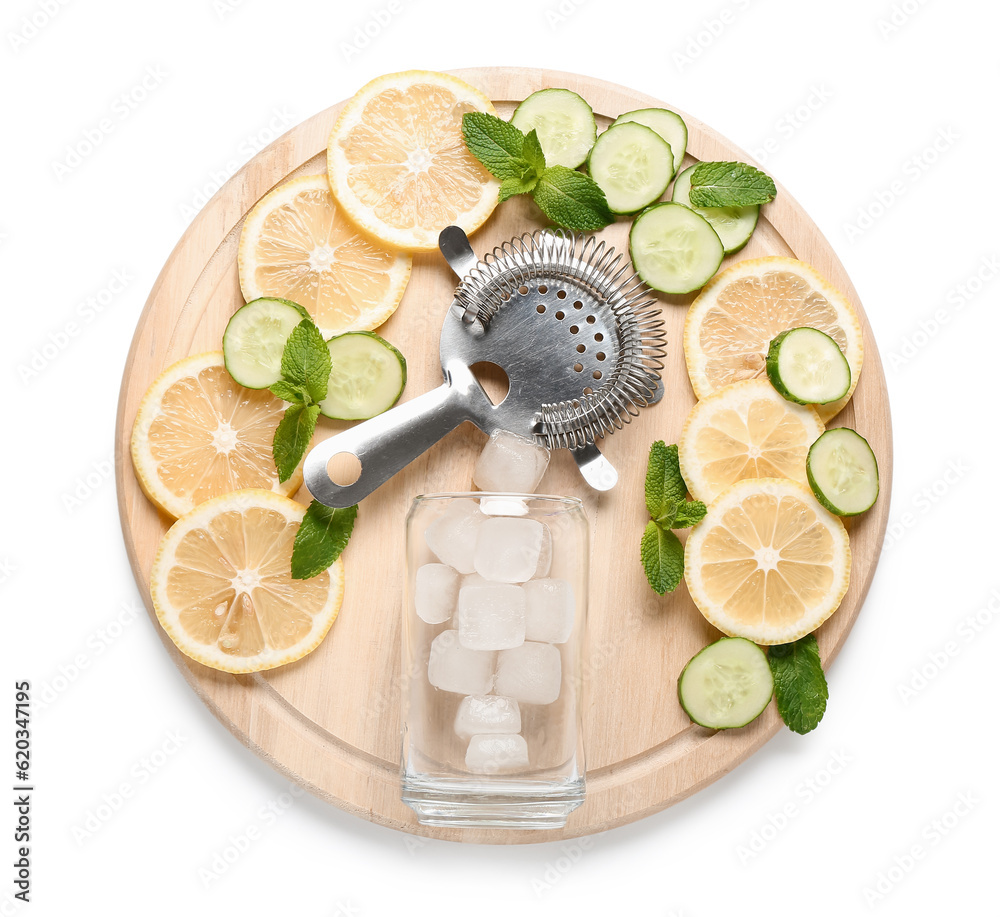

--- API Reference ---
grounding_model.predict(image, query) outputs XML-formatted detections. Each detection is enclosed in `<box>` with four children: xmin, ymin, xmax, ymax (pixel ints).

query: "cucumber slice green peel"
<box><xmin>629</xmin><ymin>202</ymin><xmax>724</xmax><ymax>295</ymax></box>
<box><xmin>766</xmin><ymin>327</ymin><xmax>851</xmax><ymax>405</ymax></box>
<box><xmin>612</xmin><ymin>107</ymin><xmax>688</xmax><ymax>177</ymax></box>
<box><xmin>588</xmin><ymin>122</ymin><xmax>674</xmax><ymax>214</ymax></box>
<box><xmin>510</xmin><ymin>88</ymin><xmax>597</xmax><ymax>169</ymax></box>
<box><xmin>678</xmin><ymin>637</ymin><xmax>773</xmax><ymax>729</ymax></box>
<box><xmin>223</xmin><ymin>297</ymin><xmax>311</xmax><ymax>389</ymax></box>
<box><xmin>807</xmin><ymin>427</ymin><xmax>879</xmax><ymax>516</ymax></box>
<box><xmin>671</xmin><ymin>165</ymin><xmax>759</xmax><ymax>254</ymax></box>
<box><xmin>318</xmin><ymin>331</ymin><xmax>407</xmax><ymax>421</ymax></box>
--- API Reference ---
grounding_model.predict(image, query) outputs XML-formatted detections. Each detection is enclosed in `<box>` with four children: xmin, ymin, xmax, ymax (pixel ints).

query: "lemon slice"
<box><xmin>684</xmin><ymin>257</ymin><xmax>864</xmax><ymax>421</ymax></box>
<box><xmin>685</xmin><ymin>477</ymin><xmax>851</xmax><ymax>645</ymax></box>
<box><xmin>238</xmin><ymin>174</ymin><xmax>411</xmax><ymax>337</ymax></box>
<box><xmin>678</xmin><ymin>379</ymin><xmax>824</xmax><ymax>504</ymax></box>
<box><xmin>150</xmin><ymin>490</ymin><xmax>344</xmax><ymax>673</ymax></box>
<box><xmin>327</xmin><ymin>70</ymin><xmax>501</xmax><ymax>252</ymax></box>
<box><xmin>131</xmin><ymin>352</ymin><xmax>301</xmax><ymax>519</ymax></box>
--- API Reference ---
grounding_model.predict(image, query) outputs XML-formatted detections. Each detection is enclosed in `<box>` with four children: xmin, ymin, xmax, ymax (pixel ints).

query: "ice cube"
<box><xmin>454</xmin><ymin>694</ymin><xmax>522</xmax><ymax>739</ymax></box>
<box><xmin>474</xmin><ymin>517</ymin><xmax>545</xmax><ymax>583</ymax></box>
<box><xmin>414</xmin><ymin>563</ymin><xmax>459</xmax><ymax>624</ymax></box>
<box><xmin>427</xmin><ymin>630</ymin><xmax>495</xmax><ymax>695</ymax></box>
<box><xmin>494</xmin><ymin>641</ymin><xmax>562</xmax><ymax>704</ymax></box>
<box><xmin>473</xmin><ymin>431</ymin><xmax>550</xmax><ymax>494</ymax></box>
<box><xmin>465</xmin><ymin>734</ymin><xmax>530</xmax><ymax>773</ymax></box>
<box><xmin>523</xmin><ymin>578</ymin><xmax>574</xmax><ymax>644</ymax></box>
<box><xmin>425</xmin><ymin>500</ymin><xmax>484</xmax><ymax>574</ymax></box>
<box><xmin>458</xmin><ymin>583</ymin><xmax>526</xmax><ymax>650</ymax></box>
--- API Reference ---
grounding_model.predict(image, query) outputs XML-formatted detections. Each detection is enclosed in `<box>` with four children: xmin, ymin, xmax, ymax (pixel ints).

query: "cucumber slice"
<box><xmin>223</xmin><ymin>297</ymin><xmax>310</xmax><ymax>389</ymax></box>
<box><xmin>510</xmin><ymin>88</ymin><xmax>597</xmax><ymax>169</ymax></box>
<box><xmin>766</xmin><ymin>327</ymin><xmax>851</xmax><ymax>405</ymax></box>
<box><xmin>613</xmin><ymin>108</ymin><xmax>687</xmax><ymax>177</ymax></box>
<box><xmin>587</xmin><ymin>122</ymin><xmax>673</xmax><ymax>215</ymax></box>
<box><xmin>678</xmin><ymin>637</ymin><xmax>773</xmax><ymax>729</ymax></box>
<box><xmin>629</xmin><ymin>202</ymin><xmax>724</xmax><ymax>294</ymax></box>
<box><xmin>807</xmin><ymin>428</ymin><xmax>879</xmax><ymax>516</ymax></box>
<box><xmin>319</xmin><ymin>331</ymin><xmax>406</xmax><ymax>420</ymax></box>
<box><xmin>671</xmin><ymin>165</ymin><xmax>759</xmax><ymax>254</ymax></box>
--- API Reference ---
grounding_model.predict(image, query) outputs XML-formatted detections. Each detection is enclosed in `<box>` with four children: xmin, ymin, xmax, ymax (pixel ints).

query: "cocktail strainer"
<box><xmin>304</xmin><ymin>226</ymin><xmax>666</xmax><ymax>507</ymax></box>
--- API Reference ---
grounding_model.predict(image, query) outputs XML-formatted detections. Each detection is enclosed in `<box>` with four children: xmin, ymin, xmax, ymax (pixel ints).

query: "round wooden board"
<box><xmin>115</xmin><ymin>68</ymin><xmax>892</xmax><ymax>844</ymax></box>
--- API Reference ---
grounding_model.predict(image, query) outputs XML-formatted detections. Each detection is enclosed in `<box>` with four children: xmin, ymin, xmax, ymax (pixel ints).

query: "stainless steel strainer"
<box><xmin>304</xmin><ymin>226</ymin><xmax>666</xmax><ymax>507</ymax></box>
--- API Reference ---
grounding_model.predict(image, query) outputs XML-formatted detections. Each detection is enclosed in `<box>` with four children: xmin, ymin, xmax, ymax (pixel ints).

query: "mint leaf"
<box><xmin>521</xmin><ymin>129</ymin><xmax>546</xmax><ymax>174</ymax></box>
<box><xmin>672</xmin><ymin>499</ymin><xmax>707</xmax><ymax>529</ymax></box>
<box><xmin>272</xmin><ymin>401</ymin><xmax>320</xmax><ymax>483</ymax></box>
<box><xmin>268</xmin><ymin>380</ymin><xmax>310</xmax><ymax>403</ymax></box>
<box><xmin>640</xmin><ymin>522</ymin><xmax>685</xmax><ymax>595</ymax></box>
<box><xmin>291</xmin><ymin>500</ymin><xmax>358</xmax><ymax>579</ymax></box>
<box><xmin>768</xmin><ymin>635</ymin><xmax>828</xmax><ymax>735</ymax></box>
<box><xmin>645</xmin><ymin>441</ymin><xmax>687</xmax><ymax>524</ymax></box>
<box><xmin>462</xmin><ymin>112</ymin><xmax>530</xmax><ymax>181</ymax></box>
<box><xmin>499</xmin><ymin>173</ymin><xmax>539</xmax><ymax>203</ymax></box>
<box><xmin>533</xmin><ymin>166</ymin><xmax>614</xmax><ymax>231</ymax></box>
<box><xmin>281</xmin><ymin>320</ymin><xmax>331</xmax><ymax>404</ymax></box>
<box><xmin>688</xmin><ymin>162</ymin><xmax>777</xmax><ymax>208</ymax></box>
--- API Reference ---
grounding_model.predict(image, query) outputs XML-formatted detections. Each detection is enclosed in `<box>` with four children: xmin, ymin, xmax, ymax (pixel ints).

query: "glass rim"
<box><xmin>411</xmin><ymin>491</ymin><xmax>584</xmax><ymax>510</ymax></box>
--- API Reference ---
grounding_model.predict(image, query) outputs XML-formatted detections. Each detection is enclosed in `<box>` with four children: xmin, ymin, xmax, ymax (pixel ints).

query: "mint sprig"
<box><xmin>768</xmin><ymin>635</ymin><xmax>829</xmax><ymax>734</ymax></box>
<box><xmin>291</xmin><ymin>502</ymin><xmax>358</xmax><ymax>580</ymax></box>
<box><xmin>462</xmin><ymin>112</ymin><xmax>612</xmax><ymax>232</ymax></box>
<box><xmin>688</xmin><ymin>161</ymin><xmax>777</xmax><ymax>208</ymax></box>
<box><xmin>267</xmin><ymin>319</ymin><xmax>330</xmax><ymax>482</ymax></box>
<box><xmin>640</xmin><ymin>441</ymin><xmax>706</xmax><ymax>595</ymax></box>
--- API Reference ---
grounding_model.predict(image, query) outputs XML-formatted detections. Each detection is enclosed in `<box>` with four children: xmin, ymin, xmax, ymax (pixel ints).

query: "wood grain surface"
<box><xmin>114</xmin><ymin>68</ymin><xmax>892</xmax><ymax>844</ymax></box>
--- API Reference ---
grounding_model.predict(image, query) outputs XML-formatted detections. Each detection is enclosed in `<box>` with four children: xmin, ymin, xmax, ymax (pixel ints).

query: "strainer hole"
<box><xmin>593</xmin><ymin>370</ymin><xmax>603</xmax><ymax>380</ymax></box>
<box><xmin>557</xmin><ymin>290</ymin><xmax>567</xmax><ymax>299</ymax></box>
<box><xmin>573</xmin><ymin>300</ymin><xmax>584</xmax><ymax>309</ymax></box>
<box><xmin>596</xmin><ymin>351</ymin><xmax>606</xmax><ymax>361</ymax></box>
<box><xmin>518</xmin><ymin>285</ymin><xmax>529</xmax><ymax>295</ymax></box>
<box><xmin>538</xmin><ymin>285</ymin><xmax>548</xmax><ymax>294</ymax></box>
<box><xmin>570</xmin><ymin>325</ymin><xmax>579</xmax><ymax>334</ymax></box>
<box><xmin>576</xmin><ymin>344</ymin><xmax>586</xmax><ymax>353</ymax></box>
<box><xmin>583</xmin><ymin>387</ymin><xmax>593</xmax><ymax>395</ymax></box>
<box><xmin>594</xmin><ymin>332</ymin><xmax>604</xmax><ymax>341</ymax></box>
<box><xmin>536</xmin><ymin>304</ymin><xmax>546</xmax><ymax>314</ymax></box>
<box><xmin>555</xmin><ymin>311</ymin><xmax>565</xmax><ymax>320</ymax></box>
<box><xmin>585</xmin><ymin>315</ymin><xmax>596</xmax><ymax>325</ymax></box>
<box><xmin>573</xmin><ymin>363</ymin><xmax>584</xmax><ymax>373</ymax></box>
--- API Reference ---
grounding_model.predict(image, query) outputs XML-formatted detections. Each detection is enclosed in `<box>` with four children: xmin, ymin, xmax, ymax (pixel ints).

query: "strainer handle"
<box><xmin>303</xmin><ymin>362</ymin><xmax>491</xmax><ymax>507</ymax></box>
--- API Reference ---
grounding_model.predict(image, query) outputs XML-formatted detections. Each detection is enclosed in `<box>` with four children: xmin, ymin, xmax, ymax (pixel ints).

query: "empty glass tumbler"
<box><xmin>401</xmin><ymin>493</ymin><xmax>588</xmax><ymax>828</ymax></box>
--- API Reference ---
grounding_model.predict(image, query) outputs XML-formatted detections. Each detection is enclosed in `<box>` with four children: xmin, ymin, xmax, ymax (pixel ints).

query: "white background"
<box><xmin>1</xmin><ymin>0</ymin><xmax>996</xmax><ymax>913</ymax></box>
